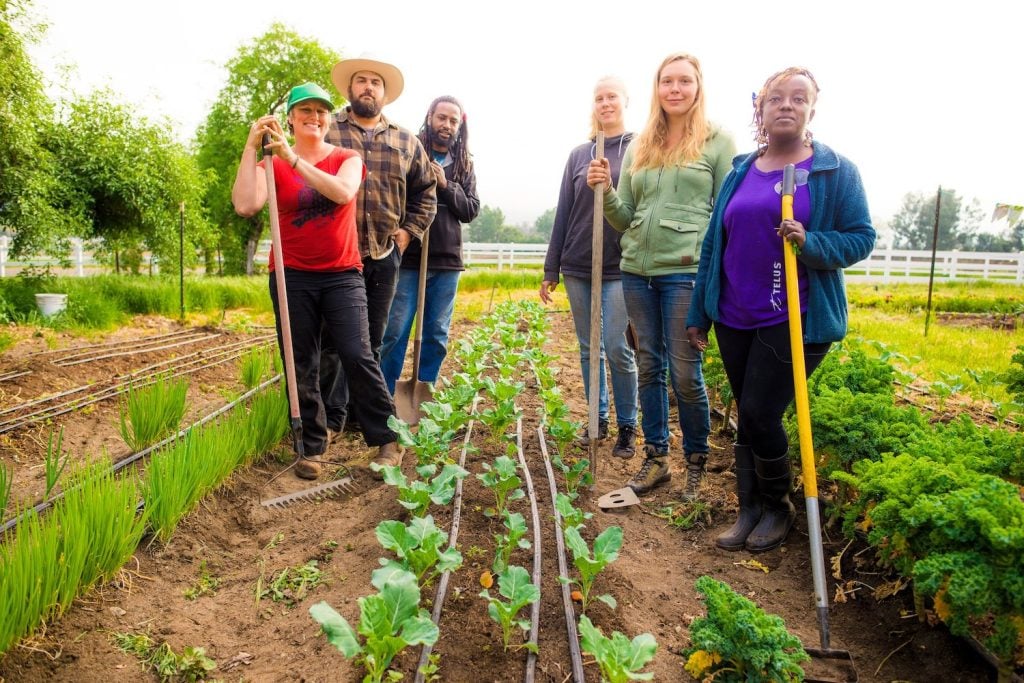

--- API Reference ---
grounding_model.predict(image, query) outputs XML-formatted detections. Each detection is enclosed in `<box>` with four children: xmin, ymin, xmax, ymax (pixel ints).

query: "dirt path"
<box><xmin>0</xmin><ymin>308</ymin><xmax>995</xmax><ymax>682</ymax></box>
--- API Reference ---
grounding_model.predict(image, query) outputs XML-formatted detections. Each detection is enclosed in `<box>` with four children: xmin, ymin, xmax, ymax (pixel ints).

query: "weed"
<box><xmin>113</xmin><ymin>631</ymin><xmax>217</xmax><ymax>681</ymax></box>
<box><xmin>257</xmin><ymin>560</ymin><xmax>324</xmax><ymax>606</ymax></box>
<box><xmin>183</xmin><ymin>560</ymin><xmax>220</xmax><ymax>600</ymax></box>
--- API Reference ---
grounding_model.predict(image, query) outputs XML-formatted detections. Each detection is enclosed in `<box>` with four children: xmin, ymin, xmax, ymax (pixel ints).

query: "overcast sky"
<box><xmin>27</xmin><ymin>0</ymin><xmax>1024</xmax><ymax>242</ymax></box>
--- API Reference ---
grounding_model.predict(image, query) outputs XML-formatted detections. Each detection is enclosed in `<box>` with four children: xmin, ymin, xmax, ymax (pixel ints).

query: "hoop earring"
<box><xmin>804</xmin><ymin>129</ymin><xmax>813</xmax><ymax>147</ymax></box>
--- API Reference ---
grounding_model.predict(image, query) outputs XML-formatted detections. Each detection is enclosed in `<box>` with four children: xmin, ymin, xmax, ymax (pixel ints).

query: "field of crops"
<box><xmin>0</xmin><ymin>277</ymin><xmax>1021</xmax><ymax>682</ymax></box>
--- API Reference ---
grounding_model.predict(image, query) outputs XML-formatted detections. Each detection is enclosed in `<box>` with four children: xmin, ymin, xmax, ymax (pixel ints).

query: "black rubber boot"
<box><xmin>715</xmin><ymin>444</ymin><xmax>762</xmax><ymax>551</ymax></box>
<box><xmin>745</xmin><ymin>450</ymin><xmax>795</xmax><ymax>553</ymax></box>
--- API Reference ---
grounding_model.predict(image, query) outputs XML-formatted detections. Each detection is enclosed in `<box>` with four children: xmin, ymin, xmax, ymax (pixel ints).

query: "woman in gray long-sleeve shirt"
<box><xmin>540</xmin><ymin>76</ymin><xmax>639</xmax><ymax>459</ymax></box>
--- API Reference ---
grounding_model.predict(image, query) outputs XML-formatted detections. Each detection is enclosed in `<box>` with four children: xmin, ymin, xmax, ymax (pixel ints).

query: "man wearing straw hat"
<box><xmin>320</xmin><ymin>53</ymin><xmax>437</xmax><ymax>471</ymax></box>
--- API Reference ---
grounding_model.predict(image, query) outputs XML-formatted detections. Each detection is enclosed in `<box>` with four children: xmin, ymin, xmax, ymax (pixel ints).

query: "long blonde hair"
<box><xmin>631</xmin><ymin>53</ymin><xmax>710</xmax><ymax>171</ymax></box>
<box><xmin>588</xmin><ymin>76</ymin><xmax>628</xmax><ymax>140</ymax></box>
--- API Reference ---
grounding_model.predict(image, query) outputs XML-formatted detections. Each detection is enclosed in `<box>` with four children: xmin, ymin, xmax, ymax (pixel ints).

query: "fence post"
<box><xmin>73</xmin><ymin>238</ymin><xmax>84</xmax><ymax>276</ymax></box>
<box><xmin>1017</xmin><ymin>251</ymin><xmax>1024</xmax><ymax>283</ymax></box>
<box><xmin>0</xmin><ymin>235</ymin><xmax>7</xmax><ymax>277</ymax></box>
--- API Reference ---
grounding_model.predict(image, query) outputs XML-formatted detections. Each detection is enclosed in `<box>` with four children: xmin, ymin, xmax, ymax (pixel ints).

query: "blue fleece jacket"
<box><xmin>687</xmin><ymin>141</ymin><xmax>875</xmax><ymax>343</ymax></box>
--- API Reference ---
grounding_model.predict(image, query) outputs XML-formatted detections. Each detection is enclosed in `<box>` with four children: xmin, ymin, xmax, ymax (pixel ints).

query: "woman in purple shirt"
<box><xmin>686</xmin><ymin>67</ymin><xmax>875</xmax><ymax>553</ymax></box>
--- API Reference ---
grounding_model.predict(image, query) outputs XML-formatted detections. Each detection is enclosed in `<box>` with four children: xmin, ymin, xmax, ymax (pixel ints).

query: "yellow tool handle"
<box><xmin>781</xmin><ymin>165</ymin><xmax>817</xmax><ymax>498</ymax></box>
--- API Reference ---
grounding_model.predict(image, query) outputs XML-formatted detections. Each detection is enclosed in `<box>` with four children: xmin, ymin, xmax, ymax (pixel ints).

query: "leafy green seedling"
<box><xmin>376</xmin><ymin>515</ymin><xmax>463</xmax><ymax>587</ymax></box>
<box><xmin>476</xmin><ymin>454</ymin><xmax>524</xmax><ymax>519</ymax></box>
<box><xmin>373</xmin><ymin>462</ymin><xmax>468</xmax><ymax>518</ymax></box>
<box><xmin>310</xmin><ymin>568</ymin><xmax>438</xmax><ymax>683</ymax></box>
<box><xmin>551</xmin><ymin>452</ymin><xmax>593</xmax><ymax>499</ymax></box>
<box><xmin>479</xmin><ymin>565</ymin><xmax>540</xmax><ymax>652</ymax></box>
<box><xmin>683</xmin><ymin>576</ymin><xmax>808</xmax><ymax>682</ymax></box>
<box><xmin>578</xmin><ymin>614</ymin><xmax>657</xmax><ymax>683</ymax></box>
<box><xmin>546</xmin><ymin>416</ymin><xmax>581</xmax><ymax>462</ymax></box>
<box><xmin>560</xmin><ymin>525</ymin><xmax>622</xmax><ymax>614</ymax></box>
<box><xmin>492</xmin><ymin>510</ymin><xmax>530</xmax><ymax>575</ymax></box>
<box><xmin>555</xmin><ymin>493</ymin><xmax>592</xmax><ymax>532</ymax></box>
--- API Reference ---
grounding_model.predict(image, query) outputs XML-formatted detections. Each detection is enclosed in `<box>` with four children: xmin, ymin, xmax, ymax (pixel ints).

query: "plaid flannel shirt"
<box><xmin>325</xmin><ymin>108</ymin><xmax>437</xmax><ymax>260</ymax></box>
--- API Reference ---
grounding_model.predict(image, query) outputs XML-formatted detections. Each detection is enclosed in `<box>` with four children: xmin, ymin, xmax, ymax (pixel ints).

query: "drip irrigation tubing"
<box><xmin>26</xmin><ymin>328</ymin><xmax>203</xmax><ymax>357</ymax></box>
<box><xmin>536</xmin><ymin>424</ymin><xmax>586</xmax><ymax>683</ymax></box>
<box><xmin>0</xmin><ymin>374</ymin><xmax>282</xmax><ymax>535</ymax></box>
<box><xmin>0</xmin><ymin>337</ymin><xmax>274</xmax><ymax>434</ymax></box>
<box><xmin>53</xmin><ymin>332</ymin><xmax>219</xmax><ymax>366</ymax></box>
<box><xmin>512</xmin><ymin>416</ymin><xmax>542</xmax><ymax>683</ymax></box>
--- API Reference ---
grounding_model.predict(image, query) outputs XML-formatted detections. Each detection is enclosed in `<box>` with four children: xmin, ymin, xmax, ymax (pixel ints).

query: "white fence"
<box><xmin>3</xmin><ymin>235</ymin><xmax>1024</xmax><ymax>283</ymax></box>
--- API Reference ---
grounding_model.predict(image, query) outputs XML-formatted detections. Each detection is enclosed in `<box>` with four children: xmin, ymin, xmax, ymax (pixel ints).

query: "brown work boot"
<box><xmin>371</xmin><ymin>441</ymin><xmax>403</xmax><ymax>478</ymax></box>
<box><xmin>680</xmin><ymin>452</ymin><xmax>708</xmax><ymax>502</ymax></box>
<box><xmin>295</xmin><ymin>454</ymin><xmax>322</xmax><ymax>480</ymax></box>
<box><xmin>627</xmin><ymin>445</ymin><xmax>670</xmax><ymax>495</ymax></box>
<box><xmin>611</xmin><ymin>424</ymin><xmax>637</xmax><ymax>459</ymax></box>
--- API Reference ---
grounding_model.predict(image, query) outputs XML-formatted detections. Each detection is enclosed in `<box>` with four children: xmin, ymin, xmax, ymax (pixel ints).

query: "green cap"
<box><xmin>286</xmin><ymin>82</ymin><xmax>334</xmax><ymax>113</ymax></box>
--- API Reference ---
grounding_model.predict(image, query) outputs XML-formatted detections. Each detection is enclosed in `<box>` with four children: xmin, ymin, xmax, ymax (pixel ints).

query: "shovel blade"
<box><xmin>394</xmin><ymin>379</ymin><xmax>433</xmax><ymax>426</ymax></box>
<box><xmin>803</xmin><ymin>647</ymin><xmax>858</xmax><ymax>683</ymax></box>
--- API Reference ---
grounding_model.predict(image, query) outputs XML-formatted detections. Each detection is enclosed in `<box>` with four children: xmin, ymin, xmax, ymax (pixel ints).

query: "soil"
<box><xmin>0</xmin><ymin>306</ymin><xmax>1003</xmax><ymax>683</ymax></box>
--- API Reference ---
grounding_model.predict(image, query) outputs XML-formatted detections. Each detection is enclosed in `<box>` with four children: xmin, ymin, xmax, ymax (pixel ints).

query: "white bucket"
<box><xmin>35</xmin><ymin>293</ymin><xmax>68</xmax><ymax>317</ymax></box>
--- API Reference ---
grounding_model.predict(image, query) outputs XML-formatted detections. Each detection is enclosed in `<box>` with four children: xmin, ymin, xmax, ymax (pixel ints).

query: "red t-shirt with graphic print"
<box><xmin>263</xmin><ymin>147</ymin><xmax>364</xmax><ymax>272</ymax></box>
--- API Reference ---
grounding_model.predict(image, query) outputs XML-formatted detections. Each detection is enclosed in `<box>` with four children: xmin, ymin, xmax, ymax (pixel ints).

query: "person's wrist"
<box><xmin>290</xmin><ymin>155</ymin><xmax>300</xmax><ymax>169</ymax></box>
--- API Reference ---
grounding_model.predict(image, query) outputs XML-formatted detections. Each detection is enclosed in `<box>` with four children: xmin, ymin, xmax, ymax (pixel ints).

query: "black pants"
<box><xmin>269</xmin><ymin>269</ymin><xmax>397</xmax><ymax>455</ymax></box>
<box><xmin>713</xmin><ymin>321</ymin><xmax>830</xmax><ymax>459</ymax></box>
<box><xmin>319</xmin><ymin>248</ymin><xmax>401</xmax><ymax>430</ymax></box>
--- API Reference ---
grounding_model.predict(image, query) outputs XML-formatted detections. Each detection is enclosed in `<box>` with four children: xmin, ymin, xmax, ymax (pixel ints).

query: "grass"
<box><xmin>239</xmin><ymin>344</ymin><xmax>275</xmax><ymax>390</ymax></box>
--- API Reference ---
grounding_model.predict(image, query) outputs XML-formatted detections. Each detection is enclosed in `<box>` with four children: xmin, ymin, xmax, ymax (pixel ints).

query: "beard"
<box><xmin>349</xmin><ymin>90</ymin><xmax>382</xmax><ymax>118</ymax></box>
<box><xmin>431</xmin><ymin>129</ymin><xmax>452</xmax><ymax>150</ymax></box>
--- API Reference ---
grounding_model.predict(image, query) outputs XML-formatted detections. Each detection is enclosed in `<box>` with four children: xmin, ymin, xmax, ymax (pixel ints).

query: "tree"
<box><xmin>43</xmin><ymin>90</ymin><xmax>213</xmax><ymax>274</ymax></box>
<box><xmin>0</xmin><ymin>0</ymin><xmax>68</xmax><ymax>255</ymax></box>
<box><xmin>194</xmin><ymin>23</ymin><xmax>341</xmax><ymax>274</ymax></box>
<box><xmin>889</xmin><ymin>189</ymin><xmax>982</xmax><ymax>250</ymax></box>
<box><xmin>466</xmin><ymin>205</ymin><xmax>529</xmax><ymax>242</ymax></box>
<box><xmin>534</xmin><ymin>207</ymin><xmax>556</xmax><ymax>241</ymax></box>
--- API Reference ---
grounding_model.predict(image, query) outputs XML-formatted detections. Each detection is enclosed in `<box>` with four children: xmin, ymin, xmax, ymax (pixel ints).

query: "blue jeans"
<box><xmin>621</xmin><ymin>272</ymin><xmax>710</xmax><ymax>457</ymax></box>
<box><xmin>380</xmin><ymin>268</ymin><xmax>461</xmax><ymax>394</ymax></box>
<box><xmin>562</xmin><ymin>275</ymin><xmax>637</xmax><ymax>426</ymax></box>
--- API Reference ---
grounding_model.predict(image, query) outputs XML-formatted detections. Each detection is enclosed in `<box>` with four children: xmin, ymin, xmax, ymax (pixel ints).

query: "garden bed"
<box><xmin>0</xmin><ymin>307</ymin><xmax>1001</xmax><ymax>682</ymax></box>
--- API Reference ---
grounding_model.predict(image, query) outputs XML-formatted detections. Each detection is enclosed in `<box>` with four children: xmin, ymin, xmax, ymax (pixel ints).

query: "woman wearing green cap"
<box><xmin>232</xmin><ymin>82</ymin><xmax>401</xmax><ymax>480</ymax></box>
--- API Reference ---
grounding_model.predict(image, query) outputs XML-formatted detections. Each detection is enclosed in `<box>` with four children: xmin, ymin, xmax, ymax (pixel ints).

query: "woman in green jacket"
<box><xmin>587</xmin><ymin>52</ymin><xmax>735</xmax><ymax>500</ymax></box>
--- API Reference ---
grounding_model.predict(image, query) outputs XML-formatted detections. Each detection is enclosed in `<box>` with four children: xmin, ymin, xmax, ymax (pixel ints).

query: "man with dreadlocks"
<box><xmin>380</xmin><ymin>96</ymin><xmax>480</xmax><ymax>394</ymax></box>
<box><xmin>319</xmin><ymin>54</ymin><xmax>437</xmax><ymax>473</ymax></box>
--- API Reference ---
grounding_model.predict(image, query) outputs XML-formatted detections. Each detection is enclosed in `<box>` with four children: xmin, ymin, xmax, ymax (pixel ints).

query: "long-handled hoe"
<box><xmin>256</xmin><ymin>115</ymin><xmax>356</xmax><ymax>509</ymax></box>
<box><xmin>780</xmin><ymin>163</ymin><xmax>857</xmax><ymax>682</ymax></box>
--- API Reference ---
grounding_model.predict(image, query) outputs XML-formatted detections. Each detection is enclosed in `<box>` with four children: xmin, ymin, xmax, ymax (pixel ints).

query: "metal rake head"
<box><xmin>260</xmin><ymin>475</ymin><xmax>358</xmax><ymax>509</ymax></box>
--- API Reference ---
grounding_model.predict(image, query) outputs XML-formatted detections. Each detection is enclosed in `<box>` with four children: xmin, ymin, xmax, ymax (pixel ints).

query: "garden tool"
<box><xmin>394</xmin><ymin>227</ymin><xmax>432</xmax><ymax>425</ymax></box>
<box><xmin>587</xmin><ymin>131</ymin><xmax>605</xmax><ymax>487</ymax></box>
<box><xmin>257</xmin><ymin>115</ymin><xmax>357</xmax><ymax>508</ymax></box>
<box><xmin>780</xmin><ymin>163</ymin><xmax>857</xmax><ymax>682</ymax></box>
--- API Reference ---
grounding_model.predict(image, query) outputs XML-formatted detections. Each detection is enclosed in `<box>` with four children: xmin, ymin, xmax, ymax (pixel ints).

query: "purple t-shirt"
<box><xmin>717</xmin><ymin>156</ymin><xmax>813</xmax><ymax>329</ymax></box>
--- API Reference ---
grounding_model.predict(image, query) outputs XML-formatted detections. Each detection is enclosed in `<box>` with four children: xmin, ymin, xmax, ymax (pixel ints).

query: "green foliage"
<box><xmin>478</xmin><ymin>377</ymin><xmax>523</xmax><ymax>443</ymax></box>
<box><xmin>889</xmin><ymin>188</ymin><xmax>983</xmax><ymax>251</ymax></box>
<box><xmin>560</xmin><ymin>525</ymin><xmax>622</xmax><ymax>614</ymax></box>
<box><xmin>466</xmin><ymin>205</ymin><xmax>533</xmax><ymax>243</ymax></box>
<box><xmin>476</xmin><ymin>454</ymin><xmax>525</xmax><ymax>519</ymax></box>
<box><xmin>113</xmin><ymin>631</ymin><xmax>217</xmax><ymax>682</ymax></box>
<box><xmin>239</xmin><ymin>344</ymin><xmax>275</xmax><ymax>390</ymax></box>
<box><xmin>0</xmin><ymin>462</ymin><xmax>10</xmax><ymax>515</ymax></box>
<box><xmin>194</xmin><ymin>23</ymin><xmax>340</xmax><ymax>274</ymax></box>
<box><xmin>578</xmin><ymin>614</ymin><xmax>657</xmax><ymax>683</ymax></box>
<box><xmin>119</xmin><ymin>375</ymin><xmax>190</xmax><ymax>451</ymax></box>
<box><xmin>1003</xmin><ymin>345</ymin><xmax>1024</xmax><ymax>404</ymax></box>
<box><xmin>257</xmin><ymin>560</ymin><xmax>324</xmax><ymax>605</ymax></box>
<box><xmin>43</xmin><ymin>427</ymin><xmax>70</xmax><ymax>497</ymax></box>
<box><xmin>376</xmin><ymin>515</ymin><xmax>462</xmax><ymax>587</ymax></box>
<box><xmin>388</xmin><ymin>413</ymin><xmax>457</xmax><ymax>467</ymax></box>
<box><xmin>479</xmin><ymin>565</ymin><xmax>540</xmax><ymax>652</ymax></box>
<box><xmin>310</xmin><ymin>568</ymin><xmax>438</xmax><ymax>683</ymax></box>
<box><xmin>492</xmin><ymin>510</ymin><xmax>530</xmax><ymax>575</ymax></box>
<box><xmin>183</xmin><ymin>560</ymin><xmax>221</xmax><ymax>600</ymax></box>
<box><xmin>374</xmin><ymin>462</ymin><xmax>468</xmax><ymax>518</ymax></box>
<box><xmin>684</xmin><ymin>576</ymin><xmax>809</xmax><ymax>682</ymax></box>
<box><xmin>551</xmin><ymin>451</ymin><xmax>592</xmax><ymax>499</ymax></box>
<box><xmin>555</xmin><ymin>492</ymin><xmax>592</xmax><ymax>532</ymax></box>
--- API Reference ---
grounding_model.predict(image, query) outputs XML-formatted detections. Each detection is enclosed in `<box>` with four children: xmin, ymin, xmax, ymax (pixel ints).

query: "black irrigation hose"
<box><xmin>415</xmin><ymin>397</ymin><xmax>480</xmax><ymax>683</ymax></box>
<box><xmin>0</xmin><ymin>335</ymin><xmax>273</xmax><ymax>419</ymax></box>
<box><xmin>54</xmin><ymin>332</ymin><xmax>219</xmax><ymax>366</ymax></box>
<box><xmin>26</xmin><ymin>329</ymin><xmax>202</xmax><ymax>357</ymax></box>
<box><xmin>536</xmin><ymin>424</ymin><xmax>586</xmax><ymax>683</ymax></box>
<box><xmin>512</xmin><ymin>416</ymin><xmax>542</xmax><ymax>683</ymax></box>
<box><xmin>0</xmin><ymin>338</ymin><xmax>274</xmax><ymax>433</ymax></box>
<box><xmin>0</xmin><ymin>374</ymin><xmax>282</xmax><ymax>535</ymax></box>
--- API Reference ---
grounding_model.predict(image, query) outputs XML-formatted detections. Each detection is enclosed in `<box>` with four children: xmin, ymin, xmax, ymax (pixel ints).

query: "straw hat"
<box><xmin>331</xmin><ymin>53</ymin><xmax>404</xmax><ymax>105</ymax></box>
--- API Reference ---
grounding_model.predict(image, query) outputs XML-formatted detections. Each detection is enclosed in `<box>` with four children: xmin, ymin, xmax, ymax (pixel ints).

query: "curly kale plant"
<box><xmin>684</xmin><ymin>576</ymin><xmax>808</xmax><ymax>683</ymax></box>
